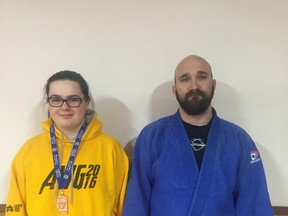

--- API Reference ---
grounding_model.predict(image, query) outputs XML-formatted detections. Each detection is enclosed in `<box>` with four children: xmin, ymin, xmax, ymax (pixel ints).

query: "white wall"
<box><xmin>1</xmin><ymin>0</ymin><xmax>287</xmax><ymax>206</ymax></box>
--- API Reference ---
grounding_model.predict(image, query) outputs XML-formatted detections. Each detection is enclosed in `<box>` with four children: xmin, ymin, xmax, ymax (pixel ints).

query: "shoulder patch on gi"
<box><xmin>250</xmin><ymin>150</ymin><xmax>261</xmax><ymax>164</ymax></box>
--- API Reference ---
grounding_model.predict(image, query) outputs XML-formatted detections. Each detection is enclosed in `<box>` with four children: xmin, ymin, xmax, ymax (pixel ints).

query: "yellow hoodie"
<box><xmin>6</xmin><ymin>111</ymin><xmax>129</xmax><ymax>216</ymax></box>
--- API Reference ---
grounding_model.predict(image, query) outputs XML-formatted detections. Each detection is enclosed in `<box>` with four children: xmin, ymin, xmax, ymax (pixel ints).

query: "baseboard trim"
<box><xmin>0</xmin><ymin>204</ymin><xmax>5</xmax><ymax>213</ymax></box>
<box><xmin>0</xmin><ymin>204</ymin><xmax>287</xmax><ymax>214</ymax></box>
<box><xmin>274</xmin><ymin>206</ymin><xmax>288</xmax><ymax>215</ymax></box>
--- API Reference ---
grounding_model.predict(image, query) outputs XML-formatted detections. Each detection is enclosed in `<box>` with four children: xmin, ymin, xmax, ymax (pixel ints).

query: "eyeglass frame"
<box><xmin>47</xmin><ymin>96</ymin><xmax>84</xmax><ymax>108</ymax></box>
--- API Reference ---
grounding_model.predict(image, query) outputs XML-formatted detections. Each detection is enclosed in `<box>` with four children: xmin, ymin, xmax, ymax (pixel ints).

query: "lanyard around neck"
<box><xmin>50</xmin><ymin>123</ymin><xmax>87</xmax><ymax>189</ymax></box>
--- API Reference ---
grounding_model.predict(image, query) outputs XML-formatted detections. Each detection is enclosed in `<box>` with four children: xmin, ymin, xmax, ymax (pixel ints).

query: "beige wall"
<box><xmin>1</xmin><ymin>0</ymin><xmax>287</xmax><ymax>206</ymax></box>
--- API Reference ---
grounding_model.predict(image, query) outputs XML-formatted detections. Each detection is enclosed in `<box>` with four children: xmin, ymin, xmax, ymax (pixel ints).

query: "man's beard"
<box><xmin>176</xmin><ymin>87</ymin><xmax>214</xmax><ymax>115</ymax></box>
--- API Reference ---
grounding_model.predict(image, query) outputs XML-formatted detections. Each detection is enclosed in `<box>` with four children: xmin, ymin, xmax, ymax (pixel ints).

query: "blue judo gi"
<box><xmin>123</xmin><ymin>109</ymin><xmax>273</xmax><ymax>216</ymax></box>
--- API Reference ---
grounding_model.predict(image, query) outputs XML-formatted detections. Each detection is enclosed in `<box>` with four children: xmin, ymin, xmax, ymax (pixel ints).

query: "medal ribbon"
<box><xmin>50</xmin><ymin>123</ymin><xmax>87</xmax><ymax>189</ymax></box>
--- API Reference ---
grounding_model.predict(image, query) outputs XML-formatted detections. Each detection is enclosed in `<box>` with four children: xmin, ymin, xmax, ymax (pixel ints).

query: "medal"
<box><xmin>57</xmin><ymin>191</ymin><xmax>68</xmax><ymax>214</ymax></box>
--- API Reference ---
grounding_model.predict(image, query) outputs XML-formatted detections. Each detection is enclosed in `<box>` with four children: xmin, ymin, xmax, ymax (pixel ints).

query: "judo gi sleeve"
<box><xmin>234</xmin><ymin>130</ymin><xmax>273</xmax><ymax>216</ymax></box>
<box><xmin>123</xmin><ymin>127</ymin><xmax>155</xmax><ymax>216</ymax></box>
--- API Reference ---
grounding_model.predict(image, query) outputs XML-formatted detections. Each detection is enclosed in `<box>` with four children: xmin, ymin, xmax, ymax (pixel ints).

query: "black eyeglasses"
<box><xmin>48</xmin><ymin>97</ymin><xmax>83</xmax><ymax>107</ymax></box>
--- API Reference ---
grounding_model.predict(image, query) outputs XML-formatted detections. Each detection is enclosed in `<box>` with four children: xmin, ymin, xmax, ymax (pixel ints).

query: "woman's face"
<box><xmin>48</xmin><ymin>80</ymin><xmax>89</xmax><ymax>134</ymax></box>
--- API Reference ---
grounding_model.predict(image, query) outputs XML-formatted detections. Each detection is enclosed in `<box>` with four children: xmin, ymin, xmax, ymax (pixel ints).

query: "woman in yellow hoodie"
<box><xmin>6</xmin><ymin>70</ymin><xmax>129</xmax><ymax>216</ymax></box>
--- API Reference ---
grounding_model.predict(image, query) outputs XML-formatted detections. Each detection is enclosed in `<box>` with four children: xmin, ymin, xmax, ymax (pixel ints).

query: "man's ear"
<box><xmin>213</xmin><ymin>79</ymin><xmax>216</xmax><ymax>91</ymax></box>
<box><xmin>172</xmin><ymin>85</ymin><xmax>176</xmax><ymax>96</ymax></box>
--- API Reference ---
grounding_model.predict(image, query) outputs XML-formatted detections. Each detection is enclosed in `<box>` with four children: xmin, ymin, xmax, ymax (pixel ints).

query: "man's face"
<box><xmin>172</xmin><ymin>56</ymin><xmax>216</xmax><ymax>115</ymax></box>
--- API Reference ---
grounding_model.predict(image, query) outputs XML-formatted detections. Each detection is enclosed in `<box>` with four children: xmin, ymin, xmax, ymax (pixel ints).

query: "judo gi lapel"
<box><xmin>187</xmin><ymin>111</ymin><xmax>221</xmax><ymax>216</ymax></box>
<box><xmin>171</xmin><ymin>112</ymin><xmax>200</xmax><ymax>194</ymax></box>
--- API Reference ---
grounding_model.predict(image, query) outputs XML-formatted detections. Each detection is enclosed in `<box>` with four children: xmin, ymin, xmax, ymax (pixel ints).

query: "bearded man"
<box><xmin>123</xmin><ymin>55</ymin><xmax>273</xmax><ymax>216</ymax></box>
